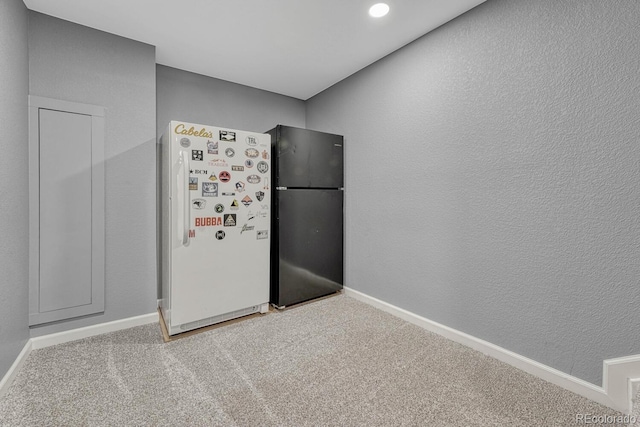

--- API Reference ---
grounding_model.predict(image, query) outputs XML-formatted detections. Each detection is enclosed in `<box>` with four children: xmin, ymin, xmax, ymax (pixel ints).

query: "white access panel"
<box><xmin>28</xmin><ymin>96</ymin><xmax>105</xmax><ymax>326</ymax></box>
<box><xmin>160</xmin><ymin>121</ymin><xmax>270</xmax><ymax>335</ymax></box>
<box><xmin>39</xmin><ymin>109</ymin><xmax>93</xmax><ymax>312</ymax></box>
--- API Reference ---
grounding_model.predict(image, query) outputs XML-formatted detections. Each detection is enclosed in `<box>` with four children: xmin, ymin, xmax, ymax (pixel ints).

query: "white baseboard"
<box><xmin>628</xmin><ymin>378</ymin><xmax>640</xmax><ymax>415</ymax></box>
<box><xmin>344</xmin><ymin>286</ymin><xmax>638</xmax><ymax>414</ymax></box>
<box><xmin>604</xmin><ymin>354</ymin><xmax>640</xmax><ymax>413</ymax></box>
<box><xmin>0</xmin><ymin>340</ymin><xmax>32</xmax><ymax>399</ymax></box>
<box><xmin>0</xmin><ymin>312</ymin><xmax>158</xmax><ymax>397</ymax></box>
<box><xmin>30</xmin><ymin>312</ymin><xmax>158</xmax><ymax>350</ymax></box>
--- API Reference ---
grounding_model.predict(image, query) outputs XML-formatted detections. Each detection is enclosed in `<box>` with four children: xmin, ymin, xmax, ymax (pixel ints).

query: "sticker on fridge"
<box><xmin>180</xmin><ymin>138</ymin><xmax>191</xmax><ymax>148</ymax></box>
<box><xmin>202</xmin><ymin>182</ymin><xmax>218</xmax><ymax>197</ymax></box>
<box><xmin>256</xmin><ymin>161</ymin><xmax>269</xmax><ymax>174</ymax></box>
<box><xmin>225</xmin><ymin>148</ymin><xmax>235</xmax><ymax>158</ymax></box>
<box><xmin>241</xmin><ymin>224</ymin><xmax>255</xmax><ymax>234</ymax></box>
<box><xmin>235</xmin><ymin>181</ymin><xmax>246</xmax><ymax>192</ymax></box>
<box><xmin>245</xmin><ymin>148</ymin><xmax>259</xmax><ymax>158</ymax></box>
<box><xmin>207</xmin><ymin>140</ymin><xmax>218</xmax><ymax>154</ymax></box>
<box><xmin>247</xmin><ymin>174</ymin><xmax>261</xmax><ymax>184</ymax></box>
<box><xmin>192</xmin><ymin>150</ymin><xmax>203</xmax><ymax>161</ymax></box>
<box><xmin>245</xmin><ymin>159</ymin><xmax>254</xmax><ymax>168</ymax></box>
<box><xmin>255</xmin><ymin>191</ymin><xmax>265</xmax><ymax>202</ymax></box>
<box><xmin>257</xmin><ymin>230</ymin><xmax>268</xmax><ymax>240</ymax></box>
<box><xmin>195</xmin><ymin>217</ymin><xmax>222</xmax><ymax>227</ymax></box>
<box><xmin>208</xmin><ymin>158</ymin><xmax>229</xmax><ymax>167</ymax></box>
<box><xmin>189</xmin><ymin>177</ymin><xmax>198</xmax><ymax>190</ymax></box>
<box><xmin>232</xmin><ymin>165</ymin><xmax>244</xmax><ymax>171</ymax></box>
<box><xmin>224</xmin><ymin>214</ymin><xmax>237</xmax><ymax>227</ymax></box>
<box><xmin>241</xmin><ymin>195</ymin><xmax>253</xmax><ymax>207</ymax></box>
<box><xmin>215</xmin><ymin>230</ymin><xmax>225</xmax><ymax>240</ymax></box>
<box><xmin>220</xmin><ymin>130</ymin><xmax>236</xmax><ymax>142</ymax></box>
<box><xmin>192</xmin><ymin>199</ymin><xmax>206</xmax><ymax>209</ymax></box>
<box><xmin>230</xmin><ymin>199</ymin><xmax>240</xmax><ymax>210</ymax></box>
<box><xmin>219</xmin><ymin>171</ymin><xmax>231</xmax><ymax>183</ymax></box>
<box><xmin>246</xmin><ymin>135</ymin><xmax>258</xmax><ymax>147</ymax></box>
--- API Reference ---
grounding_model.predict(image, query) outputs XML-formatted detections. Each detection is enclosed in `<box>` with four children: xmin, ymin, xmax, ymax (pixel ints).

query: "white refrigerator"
<box><xmin>159</xmin><ymin>121</ymin><xmax>271</xmax><ymax>336</ymax></box>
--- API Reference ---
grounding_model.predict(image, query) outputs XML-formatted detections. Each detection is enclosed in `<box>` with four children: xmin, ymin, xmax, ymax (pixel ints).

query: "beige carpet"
<box><xmin>0</xmin><ymin>294</ymin><xmax>632</xmax><ymax>426</ymax></box>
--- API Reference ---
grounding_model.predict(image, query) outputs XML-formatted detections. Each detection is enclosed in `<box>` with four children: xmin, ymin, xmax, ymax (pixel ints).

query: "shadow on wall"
<box><xmin>29</xmin><ymin>136</ymin><xmax>157</xmax><ymax>337</ymax></box>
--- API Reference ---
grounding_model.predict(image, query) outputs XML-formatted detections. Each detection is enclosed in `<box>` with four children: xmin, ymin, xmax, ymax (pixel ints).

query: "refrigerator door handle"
<box><xmin>180</xmin><ymin>150</ymin><xmax>191</xmax><ymax>247</ymax></box>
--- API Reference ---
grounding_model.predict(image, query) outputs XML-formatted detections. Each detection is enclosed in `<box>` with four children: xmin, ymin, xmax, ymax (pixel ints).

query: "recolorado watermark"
<box><xmin>575</xmin><ymin>413</ymin><xmax>637</xmax><ymax>424</ymax></box>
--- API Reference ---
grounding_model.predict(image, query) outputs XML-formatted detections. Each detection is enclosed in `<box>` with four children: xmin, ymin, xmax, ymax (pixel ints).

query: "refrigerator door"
<box><xmin>162</xmin><ymin>121</ymin><xmax>271</xmax><ymax>334</ymax></box>
<box><xmin>273</xmin><ymin>188</ymin><xmax>343</xmax><ymax>307</ymax></box>
<box><xmin>274</xmin><ymin>126</ymin><xmax>343</xmax><ymax>189</ymax></box>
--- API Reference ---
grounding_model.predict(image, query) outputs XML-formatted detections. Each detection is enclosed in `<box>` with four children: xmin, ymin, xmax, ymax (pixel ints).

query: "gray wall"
<box><xmin>156</xmin><ymin>64</ymin><xmax>305</xmax><ymax>139</ymax></box>
<box><xmin>306</xmin><ymin>0</ymin><xmax>640</xmax><ymax>386</ymax></box>
<box><xmin>0</xmin><ymin>0</ymin><xmax>30</xmax><ymax>379</ymax></box>
<box><xmin>28</xmin><ymin>12</ymin><xmax>157</xmax><ymax>336</ymax></box>
<box><xmin>156</xmin><ymin>65</ymin><xmax>305</xmax><ymax>298</ymax></box>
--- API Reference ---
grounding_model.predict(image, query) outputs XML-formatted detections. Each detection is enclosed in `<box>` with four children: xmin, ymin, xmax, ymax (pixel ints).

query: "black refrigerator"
<box><xmin>266</xmin><ymin>125</ymin><xmax>344</xmax><ymax>308</ymax></box>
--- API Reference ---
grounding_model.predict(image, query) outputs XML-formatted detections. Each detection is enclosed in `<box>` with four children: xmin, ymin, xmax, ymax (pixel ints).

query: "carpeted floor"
<box><xmin>0</xmin><ymin>294</ymin><xmax>633</xmax><ymax>426</ymax></box>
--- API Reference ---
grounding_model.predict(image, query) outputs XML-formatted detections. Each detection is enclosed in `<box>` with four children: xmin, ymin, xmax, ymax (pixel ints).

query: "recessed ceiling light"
<box><xmin>369</xmin><ymin>3</ymin><xmax>390</xmax><ymax>18</ymax></box>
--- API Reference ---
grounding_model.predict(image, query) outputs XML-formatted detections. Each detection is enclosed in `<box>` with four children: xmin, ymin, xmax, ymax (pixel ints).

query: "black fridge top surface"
<box><xmin>268</xmin><ymin>125</ymin><xmax>344</xmax><ymax>189</ymax></box>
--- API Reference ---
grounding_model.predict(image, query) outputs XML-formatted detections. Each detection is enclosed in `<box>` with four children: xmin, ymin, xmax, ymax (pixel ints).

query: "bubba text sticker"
<box><xmin>195</xmin><ymin>217</ymin><xmax>222</xmax><ymax>227</ymax></box>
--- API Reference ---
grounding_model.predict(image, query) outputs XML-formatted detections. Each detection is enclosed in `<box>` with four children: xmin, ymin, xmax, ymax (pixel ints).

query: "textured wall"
<box><xmin>0</xmin><ymin>0</ymin><xmax>30</xmax><ymax>379</ymax></box>
<box><xmin>156</xmin><ymin>65</ymin><xmax>305</xmax><ymax>298</ymax></box>
<box><xmin>306</xmin><ymin>0</ymin><xmax>640</xmax><ymax>385</ymax></box>
<box><xmin>157</xmin><ymin>65</ymin><xmax>305</xmax><ymax>138</ymax></box>
<box><xmin>28</xmin><ymin>12</ymin><xmax>157</xmax><ymax>336</ymax></box>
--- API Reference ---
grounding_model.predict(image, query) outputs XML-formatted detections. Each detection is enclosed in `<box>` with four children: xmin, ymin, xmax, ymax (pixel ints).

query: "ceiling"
<box><xmin>23</xmin><ymin>0</ymin><xmax>486</xmax><ymax>100</ymax></box>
